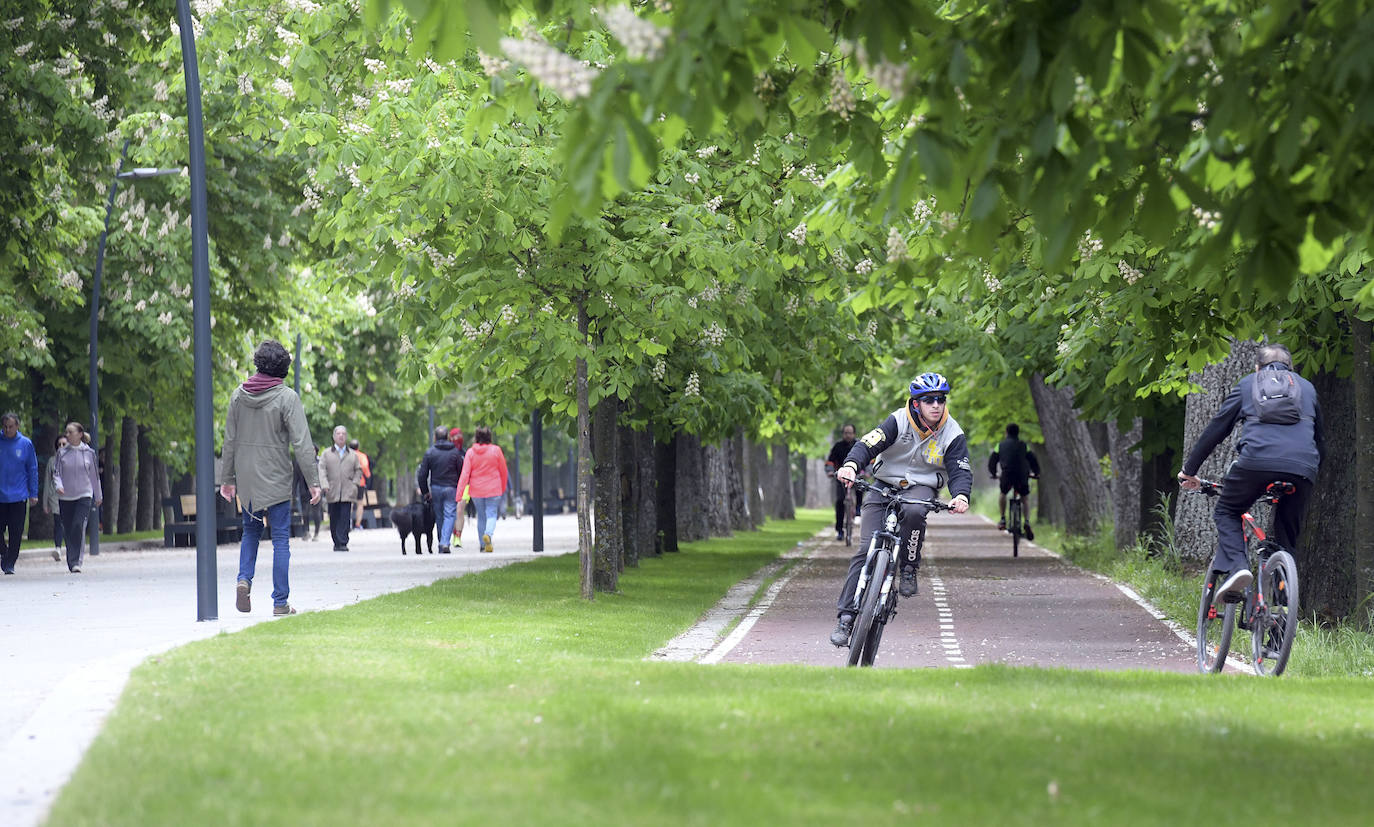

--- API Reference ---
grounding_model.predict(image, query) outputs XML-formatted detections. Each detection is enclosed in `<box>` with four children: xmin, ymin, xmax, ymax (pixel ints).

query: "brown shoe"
<box><xmin>273</xmin><ymin>603</ymin><xmax>297</xmax><ymax>616</ymax></box>
<box><xmin>236</xmin><ymin>579</ymin><xmax>251</xmax><ymax>613</ymax></box>
<box><xmin>481</xmin><ymin>534</ymin><xmax>493</xmax><ymax>553</ymax></box>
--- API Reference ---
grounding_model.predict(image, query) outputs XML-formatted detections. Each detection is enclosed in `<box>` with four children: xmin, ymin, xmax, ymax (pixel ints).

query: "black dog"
<box><xmin>392</xmin><ymin>497</ymin><xmax>435</xmax><ymax>555</ymax></box>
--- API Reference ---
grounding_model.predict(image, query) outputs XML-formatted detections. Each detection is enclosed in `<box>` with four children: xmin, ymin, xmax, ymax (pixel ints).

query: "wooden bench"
<box><xmin>162</xmin><ymin>494</ymin><xmax>243</xmax><ymax>547</ymax></box>
<box><xmin>359</xmin><ymin>490</ymin><xmax>391</xmax><ymax>529</ymax></box>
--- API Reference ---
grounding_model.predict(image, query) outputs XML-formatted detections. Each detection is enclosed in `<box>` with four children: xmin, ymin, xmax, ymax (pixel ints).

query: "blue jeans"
<box><xmin>238</xmin><ymin>499</ymin><xmax>293</xmax><ymax>606</ymax></box>
<box><xmin>473</xmin><ymin>495</ymin><xmax>501</xmax><ymax>540</ymax></box>
<box><xmin>431</xmin><ymin>485</ymin><xmax>457</xmax><ymax>544</ymax></box>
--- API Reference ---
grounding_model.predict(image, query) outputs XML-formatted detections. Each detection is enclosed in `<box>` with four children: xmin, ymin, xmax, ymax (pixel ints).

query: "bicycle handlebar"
<box><xmin>852</xmin><ymin>478</ymin><xmax>953</xmax><ymax>511</ymax></box>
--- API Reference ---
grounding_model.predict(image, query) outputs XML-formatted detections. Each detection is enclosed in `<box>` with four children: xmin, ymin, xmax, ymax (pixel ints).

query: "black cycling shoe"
<box><xmin>829</xmin><ymin>613</ymin><xmax>854</xmax><ymax>647</ymax></box>
<box><xmin>1024</xmin><ymin>524</ymin><xmax>1034</xmax><ymax>541</ymax></box>
<box><xmin>899</xmin><ymin>566</ymin><xmax>918</xmax><ymax>597</ymax></box>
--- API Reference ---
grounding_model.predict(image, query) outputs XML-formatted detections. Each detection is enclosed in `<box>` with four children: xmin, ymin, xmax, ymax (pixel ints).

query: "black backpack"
<box><xmin>1251</xmin><ymin>366</ymin><xmax>1303</xmax><ymax>425</ymax></box>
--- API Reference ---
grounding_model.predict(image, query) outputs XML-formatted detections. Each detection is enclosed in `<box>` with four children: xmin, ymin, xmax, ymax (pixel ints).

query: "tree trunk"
<box><xmin>676</xmin><ymin>433</ymin><xmax>709</xmax><ymax>542</ymax></box>
<box><xmin>1351</xmin><ymin>313</ymin><xmax>1374</xmax><ymax>629</ymax></box>
<box><xmin>704</xmin><ymin>441</ymin><xmax>732</xmax><ymax>538</ymax></box>
<box><xmin>1032</xmin><ymin>441</ymin><xmax>1064</xmax><ymax>528</ymax></box>
<box><xmin>618</xmin><ymin>419</ymin><xmax>639</xmax><ymax>569</ymax></box>
<box><xmin>117</xmin><ymin>416</ymin><xmax>137</xmax><ymax>534</ymax></box>
<box><xmin>591</xmin><ymin>395</ymin><xmax>621</xmax><ymax>592</ymax></box>
<box><xmin>101</xmin><ymin>433</ymin><xmax>115</xmax><ymax>535</ymax></box>
<box><xmin>744</xmin><ymin>438</ymin><xmax>766</xmax><ymax>529</ymax></box>
<box><xmin>767</xmin><ymin>442</ymin><xmax>796</xmax><ymax>520</ymax></box>
<box><xmin>632</xmin><ymin>427</ymin><xmax>657</xmax><ymax>560</ymax></box>
<box><xmin>1139</xmin><ymin>408</ymin><xmax>1183</xmax><ymax>544</ymax></box>
<box><xmin>1028</xmin><ymin>374</ymin><xmax>1110</xmax><ymax>536</ymax></box>
<box><xmin>136</xmin><ymin>425</ymin><xmax>156</xmax><ymax>530</ymax></box>
<box><xmin>1173</xmin><ymin>340</ymin><xmax>1260</xmax><ymax>564</ymax></box>
<box><xmin>728</xmin><ymin>430</ymin><xmax>751</xmax><ymax>532</ymax></box>
<box><xmin>1301</xmin><ymin>365</ymin><xmax>1355</xmax><ymax>621</ymax></box>
<box><xmin>654</xmin><ymin>428</ymin><xmax>679</xmax><ymax>553</ymax></box>
<box><xmin>1107</xmin><ymin>418</ymin><xmax>1143</xmax><ymax>551</ymax></box>
<box><xmin>576</xmin><ymin>301</ymin><xmax>594</xmax><ymax>600</ymax></box>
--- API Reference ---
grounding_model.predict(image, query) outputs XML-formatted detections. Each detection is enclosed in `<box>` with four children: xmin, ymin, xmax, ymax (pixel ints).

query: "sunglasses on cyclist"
<box><xmin>916</xmin><ymin>395</ymin><xmax>947</xmax><ymax>405</ymax></box>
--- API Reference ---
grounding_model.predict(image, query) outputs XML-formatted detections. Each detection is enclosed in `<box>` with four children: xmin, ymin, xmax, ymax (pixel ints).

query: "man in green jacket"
<box><xmin>220</xmin><ymin>340</ymin><xmax>320</xmax><ymax>616</ymax></box>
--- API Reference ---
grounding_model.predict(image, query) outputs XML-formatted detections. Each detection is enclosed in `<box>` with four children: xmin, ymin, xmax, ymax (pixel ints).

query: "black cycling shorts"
<box><xmin>999</xmin><ymin>476</ymin><xmax>1030</xmax><ymax>496</ymax></box>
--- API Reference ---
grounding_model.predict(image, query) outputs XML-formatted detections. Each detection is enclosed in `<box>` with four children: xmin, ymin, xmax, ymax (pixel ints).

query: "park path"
<box><xmin>0</xmin><ymin>513</ymin><xmax>581</xmax><ymax>827</ymax></box>
<box><xmin>713</xmin><ymin>512</ymin><xmax>1198</xmax><ymax>670</ymax></box>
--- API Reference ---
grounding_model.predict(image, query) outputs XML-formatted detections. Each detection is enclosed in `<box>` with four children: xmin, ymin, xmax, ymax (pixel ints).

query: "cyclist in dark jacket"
<box><xmin>988</xmin><ymin>423</ymin><xmax>1040</xmax><ymax>538</ymax></box>
<box><xmin>417</xmin><ymin>427</ymin><xmax>464</xmax><ymax>554</ymax></box>
<box><xmin>829</xmin><ymin>373</ymin><xmax>973</xmax><ymax>647</ymax></box>
<box><xmin>1178</xmin><ymin>343</ymin><xmax>1324</xmax><ymax>602</ymax></box>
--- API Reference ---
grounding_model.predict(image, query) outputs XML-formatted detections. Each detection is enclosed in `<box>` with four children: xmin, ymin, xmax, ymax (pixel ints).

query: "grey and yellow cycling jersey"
<box><xmin>841</xmin><ymin>405</ymin><xmax>973</xmax><ymax>497</ymax></box>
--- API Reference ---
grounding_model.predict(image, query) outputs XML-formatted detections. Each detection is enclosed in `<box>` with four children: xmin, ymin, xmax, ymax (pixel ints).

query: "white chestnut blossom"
<box><xmin>500</xmin><ymin>37</ymin><xmax>600</xmax><ymax>101</ymax></box>
<box><xmin>684</xmin><ymin>371</ymin><xmax>700</xmax><ymax>397</ymax></box>
<box><xmin>651</xmin><ymin>359</ymin><xmax>666</xmax><ymax>382</ymax></box>
<box><xmin>855</xmin><ymin>258</ymin><xmax>874</xmax><ymax>275</ymax></box>
<box><xmin>478</xmin><ymin>50</ymin><xmax>510</xmax><ymax>76</ymax></box>
<box><xmin>1118</xmin><ymin>260</ymin><xmax>1143</xmax><ymax>285</ymax></box>
<box><xmin>600</xmin><ymin>5</ymin><xmax>671</xmax><ymax>61</ymax></box>
<box><xmin>885</xmin><ymin>227</ymin><xmax>908</xmax><ymax>262</ymax></box>
<box><xmin>787</xmin><ymin>222</ymin><xmax>807</xmax><ymax>245</ymax></box>
<box><xmin>1192</xmin><ymin>205</ymin><xmax>1220</xmax><ymax>230</ymax></box>
<box><xmin>912</xmin><ymin>197</ymin><xmax>934</xmax><ymax>223</ymax></box>
<box><xmin>827</xmin><ymin>71</ymin><xmax>855</xmax><ymax>120</ymax></box>
<box><xmin>1076</xmin><ymin>231</ymin><xmax>1103</xmax><ymax>259</ymax></box>
<box><xmin>983</xmin><ymin>270</ymin><xmax>1001</xmax><ymax>292</ymax></box>
<box><xmin>700</xmin><ymin>323</ymin><xmax>727</xmax><ymax>347</ymax></box>
<box><xmin>869</xmin><ymin>59</ymin><xmax>909</xmax><ymax>99</ymax></box>
<box><xmin>684</xmin><ymin>172</ymin><xmax>699</xmax><ymax>185</ymax></box>
<box><xmin>696</xmin><ymin>145</ymin><xmax>718</xmax><ymax>159</ymax></box>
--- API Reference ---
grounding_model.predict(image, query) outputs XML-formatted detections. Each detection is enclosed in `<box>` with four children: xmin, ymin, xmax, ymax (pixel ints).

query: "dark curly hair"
<box><xmin>253</xmin><ymin>340</ymin><xmax>292</xmax><ymax>378</ymax></box>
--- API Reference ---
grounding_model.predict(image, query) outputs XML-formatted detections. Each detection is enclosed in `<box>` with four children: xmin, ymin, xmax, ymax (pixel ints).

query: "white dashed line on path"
<box><xmin>928</xmin><ymin>573</ymin><xmax>972</xmax><ymax>668</ymax></box>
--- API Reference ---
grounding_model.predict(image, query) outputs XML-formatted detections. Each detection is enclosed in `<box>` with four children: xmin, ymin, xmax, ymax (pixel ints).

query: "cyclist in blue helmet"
<box><xmin>828</xmin><ymin>372</ymin><xmax>972</xmax><ymax>648</ymax></box>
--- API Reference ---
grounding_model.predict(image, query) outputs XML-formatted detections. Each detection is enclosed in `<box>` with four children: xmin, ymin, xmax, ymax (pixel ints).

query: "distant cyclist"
<box><xmin>1178</xmin><ymin>343</ymin><xmax>1324</xmax><ymax>602</ymax></box>
<box><xmin>826</xmin><ymin>423</ymin><xmax>863</xmax><ymax>541</ymax></box>
<box><xmin>988</xmin><ymin>423</ymin><xmax>1040</xmax><ymax>540</ymax></box>
<box><xmin>829</xmin><ymin>373</ymin><xmax>972</xmax><ymax>647</ymax></box>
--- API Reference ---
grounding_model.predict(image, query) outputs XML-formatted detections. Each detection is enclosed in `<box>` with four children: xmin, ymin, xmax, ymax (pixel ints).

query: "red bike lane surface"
<box><xmin>718</xmin><ymin>512</ymin><xmax>1197</xmax><ymax>670</ymax></box>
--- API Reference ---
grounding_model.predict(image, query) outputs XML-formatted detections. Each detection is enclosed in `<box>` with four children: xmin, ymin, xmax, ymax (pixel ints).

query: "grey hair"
<box><xmin>1257</xmin><ymin>343</ymin><xmax>1292</xmax><ymax>369</ymax></box>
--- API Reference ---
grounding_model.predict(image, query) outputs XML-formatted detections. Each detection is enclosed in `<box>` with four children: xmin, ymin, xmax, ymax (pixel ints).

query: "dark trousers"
<box><xmin>58</xmin><ymin>497</ymin><xmax>92</xmax><ymax>570</ymax></box>
<box><xmin>52</xmin><ymin>511</ymin><xmax>65</xmax><ymax>549</ymax></box>
<box><xmin>833</xmin><ymin>481</ymin><xmax>864</xmax><ymax>533</ymax></box>
<box><xmin>328</xmin><ymin>501</ymin><xmax>353</xmax><ymax>549</ymax></box>
<box><xmin>0</xmin><ymin>500</ymin><xmax>27</xmax><ymax>572</ymax></box>
<box><xmin>1212</xmin><ymin>467</ymin><xmax>1313</xmax><ymax>575</ymax></box>
<box><xmin>835</xmin><ymin>483</ymin><xmax>935</xmax><ymax>614</ymax></box>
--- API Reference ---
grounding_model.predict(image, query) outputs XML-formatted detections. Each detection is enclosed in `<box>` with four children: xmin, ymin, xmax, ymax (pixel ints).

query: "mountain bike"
<box><xmin>842</xmin><ymin>479</ymin><xmax>951</xmax><ymax>667</ymax></box>
<box><xmin>1190</xmin><ymin>479</ymin><xmax>1301</xmax><ymax>676</ymax></box>
<box><xmin>993</xmin><ymin>474</ymin><xmax>1034</xmax><ymax>557</ymax></box>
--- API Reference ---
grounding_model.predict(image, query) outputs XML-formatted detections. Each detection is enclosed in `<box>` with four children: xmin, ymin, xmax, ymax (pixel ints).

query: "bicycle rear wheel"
<box><xmin>1009</xmin><ymin>498</ymin><xmax>1021</xmax><ymax>558</ymax></box>
<box><xmin>1196</xmin><ymin>571</ymin><xmax>1236</xmax><ymax>673</ymax></box>
<box><xmin>1252</xmin><ymin>550</ymin><xmax>1300</xmax><ymax>676</ymax></box>
<box><xmin>847</xmin><ymin>548</ymin><xmax>889</xmax><ymax>667</ymax></box>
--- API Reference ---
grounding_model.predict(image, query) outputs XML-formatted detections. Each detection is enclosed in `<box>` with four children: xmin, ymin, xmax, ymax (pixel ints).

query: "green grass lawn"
<box><xmin>47</xmin><ymin>509</ymin><xmax>1374</xmax><ymax>826</ymax></box>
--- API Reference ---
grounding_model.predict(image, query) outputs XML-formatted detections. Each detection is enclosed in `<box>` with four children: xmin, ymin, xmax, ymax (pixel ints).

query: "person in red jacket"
<box><xmin>455</xmin><ymin>426</ymin><xmax>508</xmax><ymax>554</ymax></box>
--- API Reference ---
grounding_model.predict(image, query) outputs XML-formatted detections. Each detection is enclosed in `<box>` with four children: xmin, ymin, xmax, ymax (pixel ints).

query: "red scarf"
<box><xmin>242</xmin><ymin>372</ymin><xmax>284</xmax><ymax>393</ymax></box>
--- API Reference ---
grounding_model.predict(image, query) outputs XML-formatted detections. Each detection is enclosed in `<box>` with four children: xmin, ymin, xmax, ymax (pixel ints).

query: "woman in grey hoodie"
<box><xmin>53</xmin><ymin>422</ymin><xmax>102</xmax><ymax>573</ymax></box>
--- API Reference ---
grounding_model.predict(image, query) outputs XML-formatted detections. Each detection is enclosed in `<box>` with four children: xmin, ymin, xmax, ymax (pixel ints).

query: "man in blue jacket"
<box><xmin>1178</xmin><ymin>344</ymin><xmax>1324</xmax><ymax>602</ymax></box>
<box><xmin>1</xmin><ymin>413</ymin><xmax>40</xmax><ymax>574</ymax></box>
<box><xmin>417</xmin><ymin>426</ymin><xmax>464</xmax><ymax>553</ymax></box>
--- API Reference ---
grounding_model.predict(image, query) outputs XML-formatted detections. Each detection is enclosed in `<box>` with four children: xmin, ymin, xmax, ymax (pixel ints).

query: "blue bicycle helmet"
<box><xmin>909</xmin><ymin>372</ymin><xmax>951</xmax><ymax>397</ymax></box>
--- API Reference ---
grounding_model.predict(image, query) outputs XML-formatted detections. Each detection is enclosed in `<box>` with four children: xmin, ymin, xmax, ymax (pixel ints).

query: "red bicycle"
<box><xmin>1191</xmin><ymin>479</ymin><xmax>1301</xmax><ymax>676</ymax></box>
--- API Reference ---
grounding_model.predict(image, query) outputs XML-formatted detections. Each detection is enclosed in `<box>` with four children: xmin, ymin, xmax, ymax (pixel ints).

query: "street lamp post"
<box><xmin>90</xmin><ymin>143</ymin><xmax>180</xmax><ymax>559</ymax></box>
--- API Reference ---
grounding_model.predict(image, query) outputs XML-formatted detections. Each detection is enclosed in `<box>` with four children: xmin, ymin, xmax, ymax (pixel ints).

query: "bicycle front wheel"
<box><xmin>847</xmin><ymin>548</ymin><xmax>889</xmax><ymax>667</ymax></box>
<box><xmin>1252</xmin><ymin>550</ymin><xmax>1300</xmax><ymax>676</ymax></box>
<box><xmin>1196</xmin><ymin>571</ymin><xmax>1236</xmax><ymax>673</ymax></box>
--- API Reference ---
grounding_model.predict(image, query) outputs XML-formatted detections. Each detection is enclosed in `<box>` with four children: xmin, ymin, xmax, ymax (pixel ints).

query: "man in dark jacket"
<box><xmin>826</xmin><ymin>424</ymin><xmax>862</xmax><ymax>541</ymax></box>
<box><xmin>1178</xmin><ymin>343</ymin><xmax>1324</xmax><ymax>602</ymax></box>
<box><xmin>988</xmin><ymin>423</ymin><xmax>1041</xmax><ymax>539</ymax></box>
<box><xmin>417</xmin><ymin>426</ymin><xmax>464</xmax><ymax>553</ymax></box>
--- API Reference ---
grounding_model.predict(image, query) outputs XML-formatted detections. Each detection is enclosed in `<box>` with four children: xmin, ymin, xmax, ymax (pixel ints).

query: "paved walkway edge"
<box><xmin>649</xmin><ymin>533</ymin><xmax>826</xmax><ymax>663</ymax></box>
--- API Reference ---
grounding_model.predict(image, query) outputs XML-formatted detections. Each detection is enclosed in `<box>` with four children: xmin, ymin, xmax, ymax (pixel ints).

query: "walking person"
<box><xmin>42</xmin><ymin>434</ymin><xmax>68</xmax><ymax>561</ymax></box>
<box><xmin>53</xmin><ymin>422</ymin><xmax>102</xmax><ymax>573</ymax></box>
<box><xmin>826</xmin><ymin>423</ymin><xmax>863</xmax><ymax>541</ymax></box>
<box><xmin>455</xmin><ymin>426</ymin><xmax>508</xmax><ymax>554</ymax></box>
<box><xmin>0</xmin><ymin>412</ymin><xmax>40</xmax><ymax>575</ymax></box>
<box><xmin>350</xmin><ymin>438</ymin><xmax>371</xmax><ymax>529</ymax></box>
<box><xmin>294</xmin><ymin>461</ymin><xmax>323</xmax><ymax>541</ymax></box>
<box><xmin>220</xmin><ymin>340</ymin><xmax>321</xmax><ymax>615</ymax></box>
<box><xmin>417</xmin><ymin>426</ymin><xmax>463</xmax><ymax>553</ymax></box>
<box><xmin>318</xmin><ymin>425</ymin><xmax>362</xmax><ymax>552</ymax></box>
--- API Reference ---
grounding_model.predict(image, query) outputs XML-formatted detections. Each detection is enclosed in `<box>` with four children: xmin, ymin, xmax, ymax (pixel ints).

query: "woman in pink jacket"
<box><xmin>455</xmin><ymin>426</ymin><xmax>508</xmax><ymax>553</ymax></box>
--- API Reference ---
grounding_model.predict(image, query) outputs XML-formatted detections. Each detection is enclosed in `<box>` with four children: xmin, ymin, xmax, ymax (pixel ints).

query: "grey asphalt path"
<box><xmin>718</xmin><ymin>512</ymin><xmax>1198</xmax><ymax>670</ymax></box>
<box><xmin>0</xmin><ymin>512</ymin><xmax>580</xmax><ymax>827</ymax></box>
